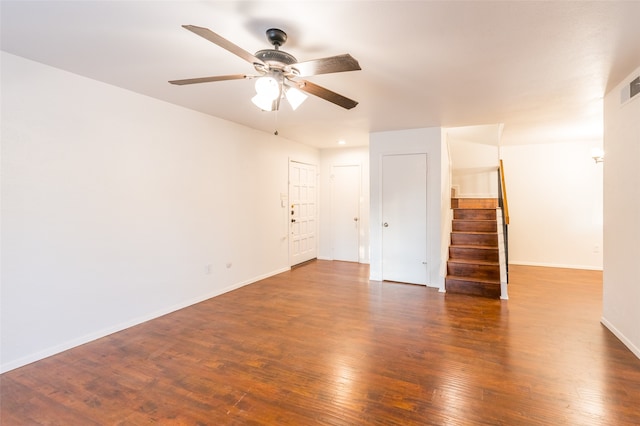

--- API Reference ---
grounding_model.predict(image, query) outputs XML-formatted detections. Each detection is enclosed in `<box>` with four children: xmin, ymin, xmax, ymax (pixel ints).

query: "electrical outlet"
<box><xmin>206</xmin><ymin>264</ymin><xmax>212</xmax><ymax>275</ymax></box>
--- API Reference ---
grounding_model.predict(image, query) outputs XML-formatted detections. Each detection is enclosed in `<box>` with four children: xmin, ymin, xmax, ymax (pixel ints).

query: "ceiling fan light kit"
<box><xmin>250</xmin><ymin>73</ymin><xmax>309</xmax><ymax>112</ymax></box>
<box><xmin>169</xmin><ymin>25</ymin><xmax>361</xmax><ymax>112</ymax></box>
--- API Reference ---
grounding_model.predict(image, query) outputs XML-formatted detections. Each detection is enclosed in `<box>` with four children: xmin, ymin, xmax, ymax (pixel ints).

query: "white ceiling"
<box><xmin>2</xmin><ymin>1</ymin><xmax>639</xmax><ymax>149</ymax></box>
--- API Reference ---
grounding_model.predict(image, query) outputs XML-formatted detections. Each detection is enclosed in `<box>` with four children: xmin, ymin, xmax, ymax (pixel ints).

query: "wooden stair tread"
<box><xmin>447</xmin><ymin>258</ymin><xmax>499</xmax><ymax>266</ymax></box>
<box><xmin>445</xmin><ymin>275</ymin><xmax>500</xmax><ymax>284</ymax></box>
<box><xmin>451</xmin><ymin>198</ymin><xmax>498</xmax><ymax>209</ymax></box>
<box><xmin>451</xmin><ymin>231</ymin><xmax>496</xmax><ymax>235</ymax></box>
<box><xmin>450</xmin><ymin>244</ymin><xmax>497</xmax><ymax>250</ymax></box>
<box><xmin>453</xmin><ymin>207</ymin><xmax>496</xmax><ymax>210</ymax></box>
<box><xmin>452</xmin><ymin>220</ymin><xmax>497</xmax><ymax>232</ymax></box>
<box><xmin>445</xmin><ymin>277</ymin><xmax>501</xmax><ymax>298</ymax></box>
<box><xmin>453</xmin><ymin>211</ymin><xmax>497</xmax><ymax>220</ymax></box>
<box><xmin>453</xmin><ymin>219</ymin><xmax>497</xmax><ymax>222</ymax></box>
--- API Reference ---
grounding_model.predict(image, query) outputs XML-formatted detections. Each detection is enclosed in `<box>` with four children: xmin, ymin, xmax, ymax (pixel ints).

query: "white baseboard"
<box><xmin>0</xmin><ymin>266</ymin><xmax>291</xmax><ymax>374</ymax></box>
<box><xmin>600</xmin><ymin>317</ymin><xmax>640</xmax><ymax>360</ymax></box>
<box><xmin>509</xmin><ymin>260</ymin><xmax>603</xmax><ymax>271</ymax></box>
<box><xmin>317</xmin><ymin>256</ymin><xmax>370</xmax><ymax>265</ymax></box>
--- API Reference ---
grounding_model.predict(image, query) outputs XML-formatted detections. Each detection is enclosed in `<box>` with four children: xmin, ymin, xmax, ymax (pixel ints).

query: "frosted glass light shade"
<box><xmin>285</xmin><ymin>86</ymin><xmax>308</xmax><ymax>110</ymax></box>
<box><xmin>254</xmin><ymin>76</ymin><xmax>280</xmax><ymax>100</ymax></box>
<box><xmin>252</xmin><ymin>94</ymin><xmax>276</xmax><ymax>111</ymax></box>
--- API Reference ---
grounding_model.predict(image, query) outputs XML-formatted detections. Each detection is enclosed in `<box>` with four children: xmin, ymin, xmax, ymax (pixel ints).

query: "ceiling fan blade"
<box><xmin>169</xmin><ymin>74</ymin><xmax>248</xmax><ymax>85</ymax></box>
<box><xmin>293</xmin><ymin>54</ymin><xmax>361</xmax><ymax>77</ymax></box>
<box><xmin>296</xmin><ymin>80</ymin><xmax>358</xmax><ymax>110</ymax></box>
<box><xmin>182</xmin><ymin>25</ymin><xmax>265</xmax><ymax>66</ymax></box>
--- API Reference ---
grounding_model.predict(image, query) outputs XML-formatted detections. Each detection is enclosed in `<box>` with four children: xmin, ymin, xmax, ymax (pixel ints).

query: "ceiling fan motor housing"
<box><xmin>255</xmin><ymin>49</ymin><xmax>297</xmax><ymax>65</ymax></box>
<box><xmin>254</xmin><ymin>49</ymin><xmax>298</xmax><ymax>76</ymax></box>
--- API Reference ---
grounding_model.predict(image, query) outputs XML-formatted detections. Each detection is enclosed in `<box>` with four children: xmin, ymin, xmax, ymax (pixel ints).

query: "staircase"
<box><xmin>446</xmin><ymin>198</ymin><xmax>501</xmax><ymax>298</ymax></box>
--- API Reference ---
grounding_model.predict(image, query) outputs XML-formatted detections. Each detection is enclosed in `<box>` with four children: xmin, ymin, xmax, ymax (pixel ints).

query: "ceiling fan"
<box><xmin>169</xmin><ymin>25</ymin><xmax>361</xmax><ymax>111</ymax></box>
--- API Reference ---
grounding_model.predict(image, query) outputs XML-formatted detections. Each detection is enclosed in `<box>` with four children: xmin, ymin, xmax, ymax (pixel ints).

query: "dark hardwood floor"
<box><xmin>2</xmin><ymin>261</ymin><xmax>639</xmax><ymax>425</ymax></box>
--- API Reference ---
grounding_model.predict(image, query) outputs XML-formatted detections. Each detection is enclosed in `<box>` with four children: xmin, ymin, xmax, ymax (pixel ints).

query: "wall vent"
<box><xmin>630</xmin><ymin>76</ymin><xmax>640</xmax><ymax>99</ymax></box>
<box><xmin>621</xmin><ymin>75</ymin><xmax>640</xmax><ymax>104</ymax></box>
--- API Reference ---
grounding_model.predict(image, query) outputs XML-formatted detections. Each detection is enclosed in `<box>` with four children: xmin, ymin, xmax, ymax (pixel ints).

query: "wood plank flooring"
<box><xmin>2</xmin><ymin>261</ymin><xmax>640</xmax><ymax>425</ymax></box>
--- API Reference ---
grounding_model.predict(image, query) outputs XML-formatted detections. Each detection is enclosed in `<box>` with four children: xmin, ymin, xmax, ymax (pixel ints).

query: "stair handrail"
<box><xmin>498</xmin><ymin>160</ymin><xmax>509</xmax><ymax>283</ymax></box>
<box><xmin>499</xmin><ymin>159</ymin><xmax>509</xmax><ymax>225</ymax></box>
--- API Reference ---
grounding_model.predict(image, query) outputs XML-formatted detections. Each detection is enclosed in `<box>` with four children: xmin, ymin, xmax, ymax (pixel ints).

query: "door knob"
<box><xmin>354</xmin><ymin>217</ymin><xmax>359</xmax><ymax>222</ymax></box>
<box><xmin>291</xmin><ymin>219</ymin><xmax>296</xmax><ymax>223</ymax></box>
<box><xmin>383</xmin><ymin>222</ymin><xmax>389</xmax><ymax>227</ymax></box>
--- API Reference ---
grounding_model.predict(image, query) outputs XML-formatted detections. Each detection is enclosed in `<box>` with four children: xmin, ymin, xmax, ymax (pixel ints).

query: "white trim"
<box><xmin>509</xmin><ymin>260</ymin><xmax>603</xmax><ymax>271</ymax></box>
<box><xmin>0</xmin><ymin>267</ymin><xmax>290</xmax><ymax>374</ymax></box>
<box><xmin>601</xmin><ymin>317</ymin><xmax>640</xmax><ymax>360</ymax></box>
<box><xmin>496</xmin><ymin>210</ymin><xmax>509</xmax><ymax>300</ymax></box>
<box><xmin>500</xmin><ymin>282</ymin><xmax>509</xmax><ymax>300</ymax></box>
<box><xmin>439</xmin><ymin>207</ymin><xmax>453</xmax><ymax>293</ymax></box>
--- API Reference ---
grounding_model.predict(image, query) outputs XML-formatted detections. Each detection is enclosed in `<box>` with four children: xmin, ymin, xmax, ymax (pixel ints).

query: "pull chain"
<box><xmin>274</xmin><ymin>98</ymin><xmax>279</xmax><ymax>135</ymax></box>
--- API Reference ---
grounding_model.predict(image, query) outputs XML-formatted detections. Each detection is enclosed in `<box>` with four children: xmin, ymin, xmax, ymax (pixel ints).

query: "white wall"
<box><xmin>500</xmin><ymin>140</ymin><xmax>603</xmax><ymax>270</ymax></box>
<box><xmin>369</xmin><ymin>128</ymin><xmax>445</xmax><ymax>289</ymax></box>
<box><xmin>318</xmin><ymin>146</ymin><xmax>370</xmax><ymax>263</ymax></box>
<box><xmin>602</xmin><ymin>66</ymin><xmax>640</xmax><ymax>359</ymax></box>
<box><xmin>0</xmin><ymin>53</ymin><xmax>318</xmax><ymax>372</ymax></box>
<box><xmin>450</xmin><ymin>139</ymin><xmax>499</xmax><ymax>198</ymax></box>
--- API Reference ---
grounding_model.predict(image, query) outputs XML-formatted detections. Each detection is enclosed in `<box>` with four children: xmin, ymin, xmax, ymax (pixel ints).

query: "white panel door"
<box><xmin>331</xmin><ymin>164</ymin><xmax>361</xmax><ymax>262</ymax></box>
<box><xmin>289</xmin><ymin>161</ymin><xmax>318</xmax><ymax>266</ymax></box>
<box><xmin>382</xmin><ymin>153</ymin><xmax>428</xmax><ymax>285</ymax></box>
